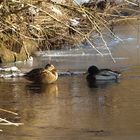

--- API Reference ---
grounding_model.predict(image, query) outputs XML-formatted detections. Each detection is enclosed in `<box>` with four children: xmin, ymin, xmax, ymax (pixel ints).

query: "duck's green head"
<box><xmin>88</xmin><ymin>65</ymin><xmax>100</xmax><ymax>75</ymax></box>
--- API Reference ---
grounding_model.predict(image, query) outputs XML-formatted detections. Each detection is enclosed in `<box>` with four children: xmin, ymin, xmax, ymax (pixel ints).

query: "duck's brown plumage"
<box><xmin>24</xmin><ymin>64</ymin><xmax>58</xmax><ymax>84</ymax></box>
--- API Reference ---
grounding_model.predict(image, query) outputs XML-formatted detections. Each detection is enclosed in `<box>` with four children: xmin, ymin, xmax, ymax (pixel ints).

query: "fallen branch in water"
<box><xmin>0</xmin><ymin>108</ymin><xmax>18</xmax><ymax>115</ymax></box>
<box><xmin>0</xmin><ymin>118</ymin><xmax>23</xmax><ymax>126</ymax></box>
<box><xmin>0</xmin><ymin>108</ymin><xmax>23</xmax><ymax>132</ymax></box>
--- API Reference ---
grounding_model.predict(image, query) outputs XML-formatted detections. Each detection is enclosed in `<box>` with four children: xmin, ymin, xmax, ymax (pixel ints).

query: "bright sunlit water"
<box><xmin>0</xmin><ymin>24</ymin><xmax>140</xmax><ymax>140</ymax></box>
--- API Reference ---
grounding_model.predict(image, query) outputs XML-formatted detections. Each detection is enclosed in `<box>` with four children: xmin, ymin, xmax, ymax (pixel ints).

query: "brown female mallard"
<box><xmin>24</xmin><ymin>64</ymin><xmax>58</xmax><ymax>84</ymax></box>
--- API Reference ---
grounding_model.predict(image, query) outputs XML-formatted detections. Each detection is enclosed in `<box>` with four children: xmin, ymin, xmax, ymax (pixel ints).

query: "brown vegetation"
<box><xmin>0</xmin><ymin>0</ymin><xmax>140</xmax><ymax>62</ymax></box>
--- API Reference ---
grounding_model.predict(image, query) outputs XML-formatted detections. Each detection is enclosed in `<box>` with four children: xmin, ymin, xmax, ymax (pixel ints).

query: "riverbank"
<box><xmin>0</xmin><ymin>0</ymin><xmax>140</xmax><ymax>63</ymax></box>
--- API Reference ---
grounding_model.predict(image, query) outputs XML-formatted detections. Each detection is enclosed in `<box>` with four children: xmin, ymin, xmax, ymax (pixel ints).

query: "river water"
<box><xmin>0</xmin><ymin>24</ymin><xmax>140</xmax><ymax>140</ymax></box>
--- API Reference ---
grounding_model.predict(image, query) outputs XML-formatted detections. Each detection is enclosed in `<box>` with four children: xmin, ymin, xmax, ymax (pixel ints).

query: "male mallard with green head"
<box><xmin>24</xmin><ymin>64</ymin><xmax>58</xmax><ymax>84</ymax></box>
<box><xmin>86</xmin><ymin>65</ymin><xmax>121</xmax><ymax>81</ymax></box>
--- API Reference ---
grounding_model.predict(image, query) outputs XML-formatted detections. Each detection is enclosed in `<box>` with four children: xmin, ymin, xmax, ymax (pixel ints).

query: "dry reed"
<box><xmin>0</xmin><ymin>0</ymin><xmax>140</xmax><ymax>61</ymax></box>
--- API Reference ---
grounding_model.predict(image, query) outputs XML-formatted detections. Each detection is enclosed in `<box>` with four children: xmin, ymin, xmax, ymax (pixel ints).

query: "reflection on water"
<box><xmin>0</xmin><ymin>24</ymin><xmax>140</xmax><ymax>140</ymax></box>
<box><xmin>87</xmin><ymin>79</ymin><xmax>120</xmax><ymax>88</ymax></box>
<box><xmin>0</xmin><ymin>67</ymin><xmax>140</xmax><ymax>140</ymax></box>
<box><xmin>25</xmin><ymin>83</ymin><xmax>58</xmax><ymax>95</ymax></box>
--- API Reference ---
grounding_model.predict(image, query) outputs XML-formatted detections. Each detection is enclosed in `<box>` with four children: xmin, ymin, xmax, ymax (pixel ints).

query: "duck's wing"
<box><xmin>95</xmin><ymin>75</ymin><xmax>117</xmax><ymax>80</ymax></box>
<box><xmin>95</xmin><ymin>69</ymin><xmax>121</xmax><ymax>81</ymax></box>
<box><xmin>99</xmin><ymin>69</ymin><xmax>121</xmax><ymax>77</ymax></box>
<box><xmin>25</xmin><ymin>68</ymin><xmax>44</xmax><ymax>81</ymax></box>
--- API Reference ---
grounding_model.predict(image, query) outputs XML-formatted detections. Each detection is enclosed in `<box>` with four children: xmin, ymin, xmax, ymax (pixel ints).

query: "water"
<box><xmin>0</xmin><ymin>24</ymin><xmax>140</xmax><ymax>139</ymax></box>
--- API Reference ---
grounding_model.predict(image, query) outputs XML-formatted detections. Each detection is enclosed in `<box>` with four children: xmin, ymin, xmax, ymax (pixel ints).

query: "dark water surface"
<box><xmin>0</xmin><ymin>66</ymin><xmax>140</xmax><ymax>140</ymax></box>
<box><xmin>0</xmin><ymin>24</ymin><xmax>140</xmax><ymax>140</ymax></box>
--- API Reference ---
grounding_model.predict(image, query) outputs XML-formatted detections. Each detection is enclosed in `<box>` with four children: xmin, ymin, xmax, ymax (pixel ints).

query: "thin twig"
<box><xmin>0</xmin><ymin>108</ymin><xmax>18</xmax><ymax>115</ymax></box>
<box><xmin>29</xmin><ymin>4</ymin><xmax>104</xmax><ymax>55</ymax></box>
<box><xmin>0</xmin><ymin>118</ymin><xmax>23</xmax><ymax>126</ymax></box>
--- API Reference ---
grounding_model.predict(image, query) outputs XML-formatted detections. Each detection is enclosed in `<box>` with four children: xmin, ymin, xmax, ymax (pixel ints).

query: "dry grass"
<box><xmin>0</xmin><ymin>0</ymin><xmax>140</xmax><ymax>60</ymax></box>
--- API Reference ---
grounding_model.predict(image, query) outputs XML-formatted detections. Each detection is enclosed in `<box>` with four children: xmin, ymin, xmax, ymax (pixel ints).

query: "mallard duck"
<box><xmin>86</xmin><ymin>65</ymin><xmax>121</xmax><ymax>82</ymax></box>
<box><xmin>24</xmin><ymin>64</ymin><xmax>58</xmax><ymax>84</ymax></box>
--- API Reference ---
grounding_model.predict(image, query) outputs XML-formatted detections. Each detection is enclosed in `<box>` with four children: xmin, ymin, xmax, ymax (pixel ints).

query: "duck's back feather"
<box><xmin>24</xmin><ymin>68</ymin><xmax>44</xmax><ymax>82</ymax></box>
<box><xmin>96</xmin><ymin>69</ymin><xmax>121</xmax><ymax>80</ymax></box>
<box><xmin>99</xmin><ymin>70</ymin><xmax>120</xmax><ymax>77</ymax></box>
<box><xmin>95</xmin><ymin>75</ymin><xmax>117</xmax><ymax>80</ymax></box>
